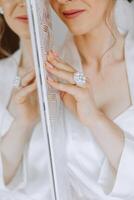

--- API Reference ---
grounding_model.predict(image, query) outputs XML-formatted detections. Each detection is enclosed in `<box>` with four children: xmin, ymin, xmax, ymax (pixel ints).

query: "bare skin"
<box><xmin>0</xmin><ymin>0</ymin><xmax>40</xmax><ymax>184</ymax></box>
<box><xmin>48</xmin><ymin>0</ymin><xmax>131</xmax><ymax>171</ymax></box>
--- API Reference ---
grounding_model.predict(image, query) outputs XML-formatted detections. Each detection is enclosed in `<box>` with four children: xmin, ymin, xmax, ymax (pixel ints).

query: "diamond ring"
<box><xmin>13</xmin><ymin>75</ymin><xmax>21</xmax><ymax>89</ymax></box>
<box><xmin>73</xmin><ymin>72</ymin><xmax>86</xmax><ymax>86</ymax></box>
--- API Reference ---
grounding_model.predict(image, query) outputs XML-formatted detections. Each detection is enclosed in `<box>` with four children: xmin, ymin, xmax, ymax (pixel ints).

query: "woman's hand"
<box><xmin>1</xmin><ymin>69</ymin><xmax>40</xmax><ymax>184</ymax></box>
<box><xmin>46</xmin><ymin>50</ymin><xmax>102</xmax><ymax>126</ymax></box>
<box><xmin>8</xmin><ymin>69</ymin><xmax>40</xmax><ymax>129</ymax></box>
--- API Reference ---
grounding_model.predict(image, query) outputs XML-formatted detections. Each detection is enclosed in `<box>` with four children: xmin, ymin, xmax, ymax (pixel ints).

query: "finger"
<box><xmin>15</xmin><ymin>81</ymin><xmax>37</xmax><ymax>103</ymax></box>
<box><xmin>47</xmin><ymin>77</ymin><xmax>84</xmax><ymax>100</ymax></box>
<box><xmin>46</xmin><ymin>62</ymin><xmax>75</xmax><ymax>84</ymax></box>
<box><xmin>46</xmin><ymin>62</ymin><xmax>90</xmax><ymax>88</ymax></box>
<box><xmin>47</xmin><ymin>50</ymin><xmax>64</xmax><ymax>64</ymax></box>
<box><xmin>47</xmin><ymin>51</ymin><xmax>75</xmax><ymax>73</ymax></box>
<box><xmin>21</xmin><ymin>70</ymin><xmax>35</xmax><ymax>87</ymax></box>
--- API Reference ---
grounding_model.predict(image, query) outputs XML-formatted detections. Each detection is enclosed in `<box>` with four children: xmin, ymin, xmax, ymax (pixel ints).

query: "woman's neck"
<box><xmin>19</xmin><ymin>38</ymin><xmax>34</xmax><ymax>70</ymax></box>
<box><xmin>73</xmin><ymin>17</ymin><xmax>124</xmax><ymax>71</ymax></box>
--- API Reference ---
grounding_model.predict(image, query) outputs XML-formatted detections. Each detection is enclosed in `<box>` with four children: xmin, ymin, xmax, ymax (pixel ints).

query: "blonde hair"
<box><xmin>0</xmin><ymin>15</ymin><xmax>19</xmax><ymax>59</ymax></box>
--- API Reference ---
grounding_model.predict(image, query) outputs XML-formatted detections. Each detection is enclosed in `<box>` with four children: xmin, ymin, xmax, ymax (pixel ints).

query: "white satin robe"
<box><xmin>0</xmin><ymin>50</ymin><xmax>53</xmax><ymax>200</ymax></box>
<box><xmin>0</xmin><ymin>0</ymin><xmax>134</xmax><ymax>199</ymax></box>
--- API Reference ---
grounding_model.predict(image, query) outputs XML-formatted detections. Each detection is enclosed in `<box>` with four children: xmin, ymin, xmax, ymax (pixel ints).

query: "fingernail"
<box><xmin>49</xmin><ymin>49</ymin><xmax>58</xmax><ymax>57</ymax></box>
<box><xmin>47</xmin><ymin>52</ymin><xmax>53</xmax><ymax>60</ymax></box>
<box><xmin>45</xmin><ymin>61</ymin><xmax>54</xmax><ymax>69</ymax></box>
<box><xmin>52</xmin><ymin>50</ymin><xmax>59</xmax><ymax>57</ymax></box>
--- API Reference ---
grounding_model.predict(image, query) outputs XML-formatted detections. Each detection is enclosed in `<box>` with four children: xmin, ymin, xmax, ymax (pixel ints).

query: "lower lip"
<box><xmin>16</xmin><ymin>17</ymin><xmax>28</xmax><ymax>23</ymax></box>
<box><xmin>63</xmin><ymin>10</ymin><xmax>85</xmax><ymax>19</ymax></box>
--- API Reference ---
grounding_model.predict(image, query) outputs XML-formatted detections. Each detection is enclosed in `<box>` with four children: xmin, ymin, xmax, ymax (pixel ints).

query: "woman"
<box><xmin>0</xmin><ymin>0</ymin><xmax>134</xmax><ymax>200</ymax></box>
<box><xmin>0</xmin><ymin>1</ymin><xmax>53</xmax><ymax>199</ymax></box>
<box><xmin>46</xmin><ymin>0</ymin><xmax>134</xmax><ymax>199</ymax></box>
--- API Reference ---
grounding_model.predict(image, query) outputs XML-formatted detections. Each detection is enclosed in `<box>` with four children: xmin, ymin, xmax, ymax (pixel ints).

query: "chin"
<box><xmin>68</xmin><ymin>25</ymin><xmax>91</xmax><ymax>36</ymax></box>
<box><xmin>16</xmin><ymin>31</ymin><xmax>30</xmax><ymax>40</ymax></box>
<box><xmin>21</xmin><ymin>32</ymin><xmax>31</xmax><ymax>40</ymax></box>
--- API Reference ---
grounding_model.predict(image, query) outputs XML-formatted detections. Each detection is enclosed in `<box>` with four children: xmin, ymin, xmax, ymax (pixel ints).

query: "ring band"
<box><xmin>73</xmin><ymin>72</ymin><xmax>86</xmax><ymax>86</ymax></box>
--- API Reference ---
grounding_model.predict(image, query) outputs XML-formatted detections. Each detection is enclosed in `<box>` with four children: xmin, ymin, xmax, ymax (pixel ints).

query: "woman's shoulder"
<box><xmin>0</xmin><ymin>50</ymin><xmax>20</xmax><ymax>106</ymax></box>
<box><xmin>0</xmin><ymin>50</ymin><xmax>20</xmax><ymax>69</ymax></box>
<box><xmin>115</xmin><ymin>0</ymin><xmax>134</xmax><ymax>34</ymax></box>
<box><xmin>125</xmin><ymin>32</ymin><xmax>134</xmax><ymax>105</ymax></box>
<box><xmin>0</xmin><ymin>50</ymin><xmax>20</xmax><ymax>81</ymax></box>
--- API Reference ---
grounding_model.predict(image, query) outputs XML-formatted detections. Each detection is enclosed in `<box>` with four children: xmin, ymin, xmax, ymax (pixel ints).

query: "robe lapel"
<box><xmin>0</xmin><ymin>50</ymin><xmax>21</xmax><ymax>107</ymax></box>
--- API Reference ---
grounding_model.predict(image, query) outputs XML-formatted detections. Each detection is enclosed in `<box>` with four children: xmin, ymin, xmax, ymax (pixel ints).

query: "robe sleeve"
<box><xmin>0</xmin><ymin>104</ymin><xmax>28</xmax><ymax>191</ymax></box>
<box><xmin>98</xmin><ymin>108</ymin><xmax>134</xmax><ymax>199</ymax></box>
